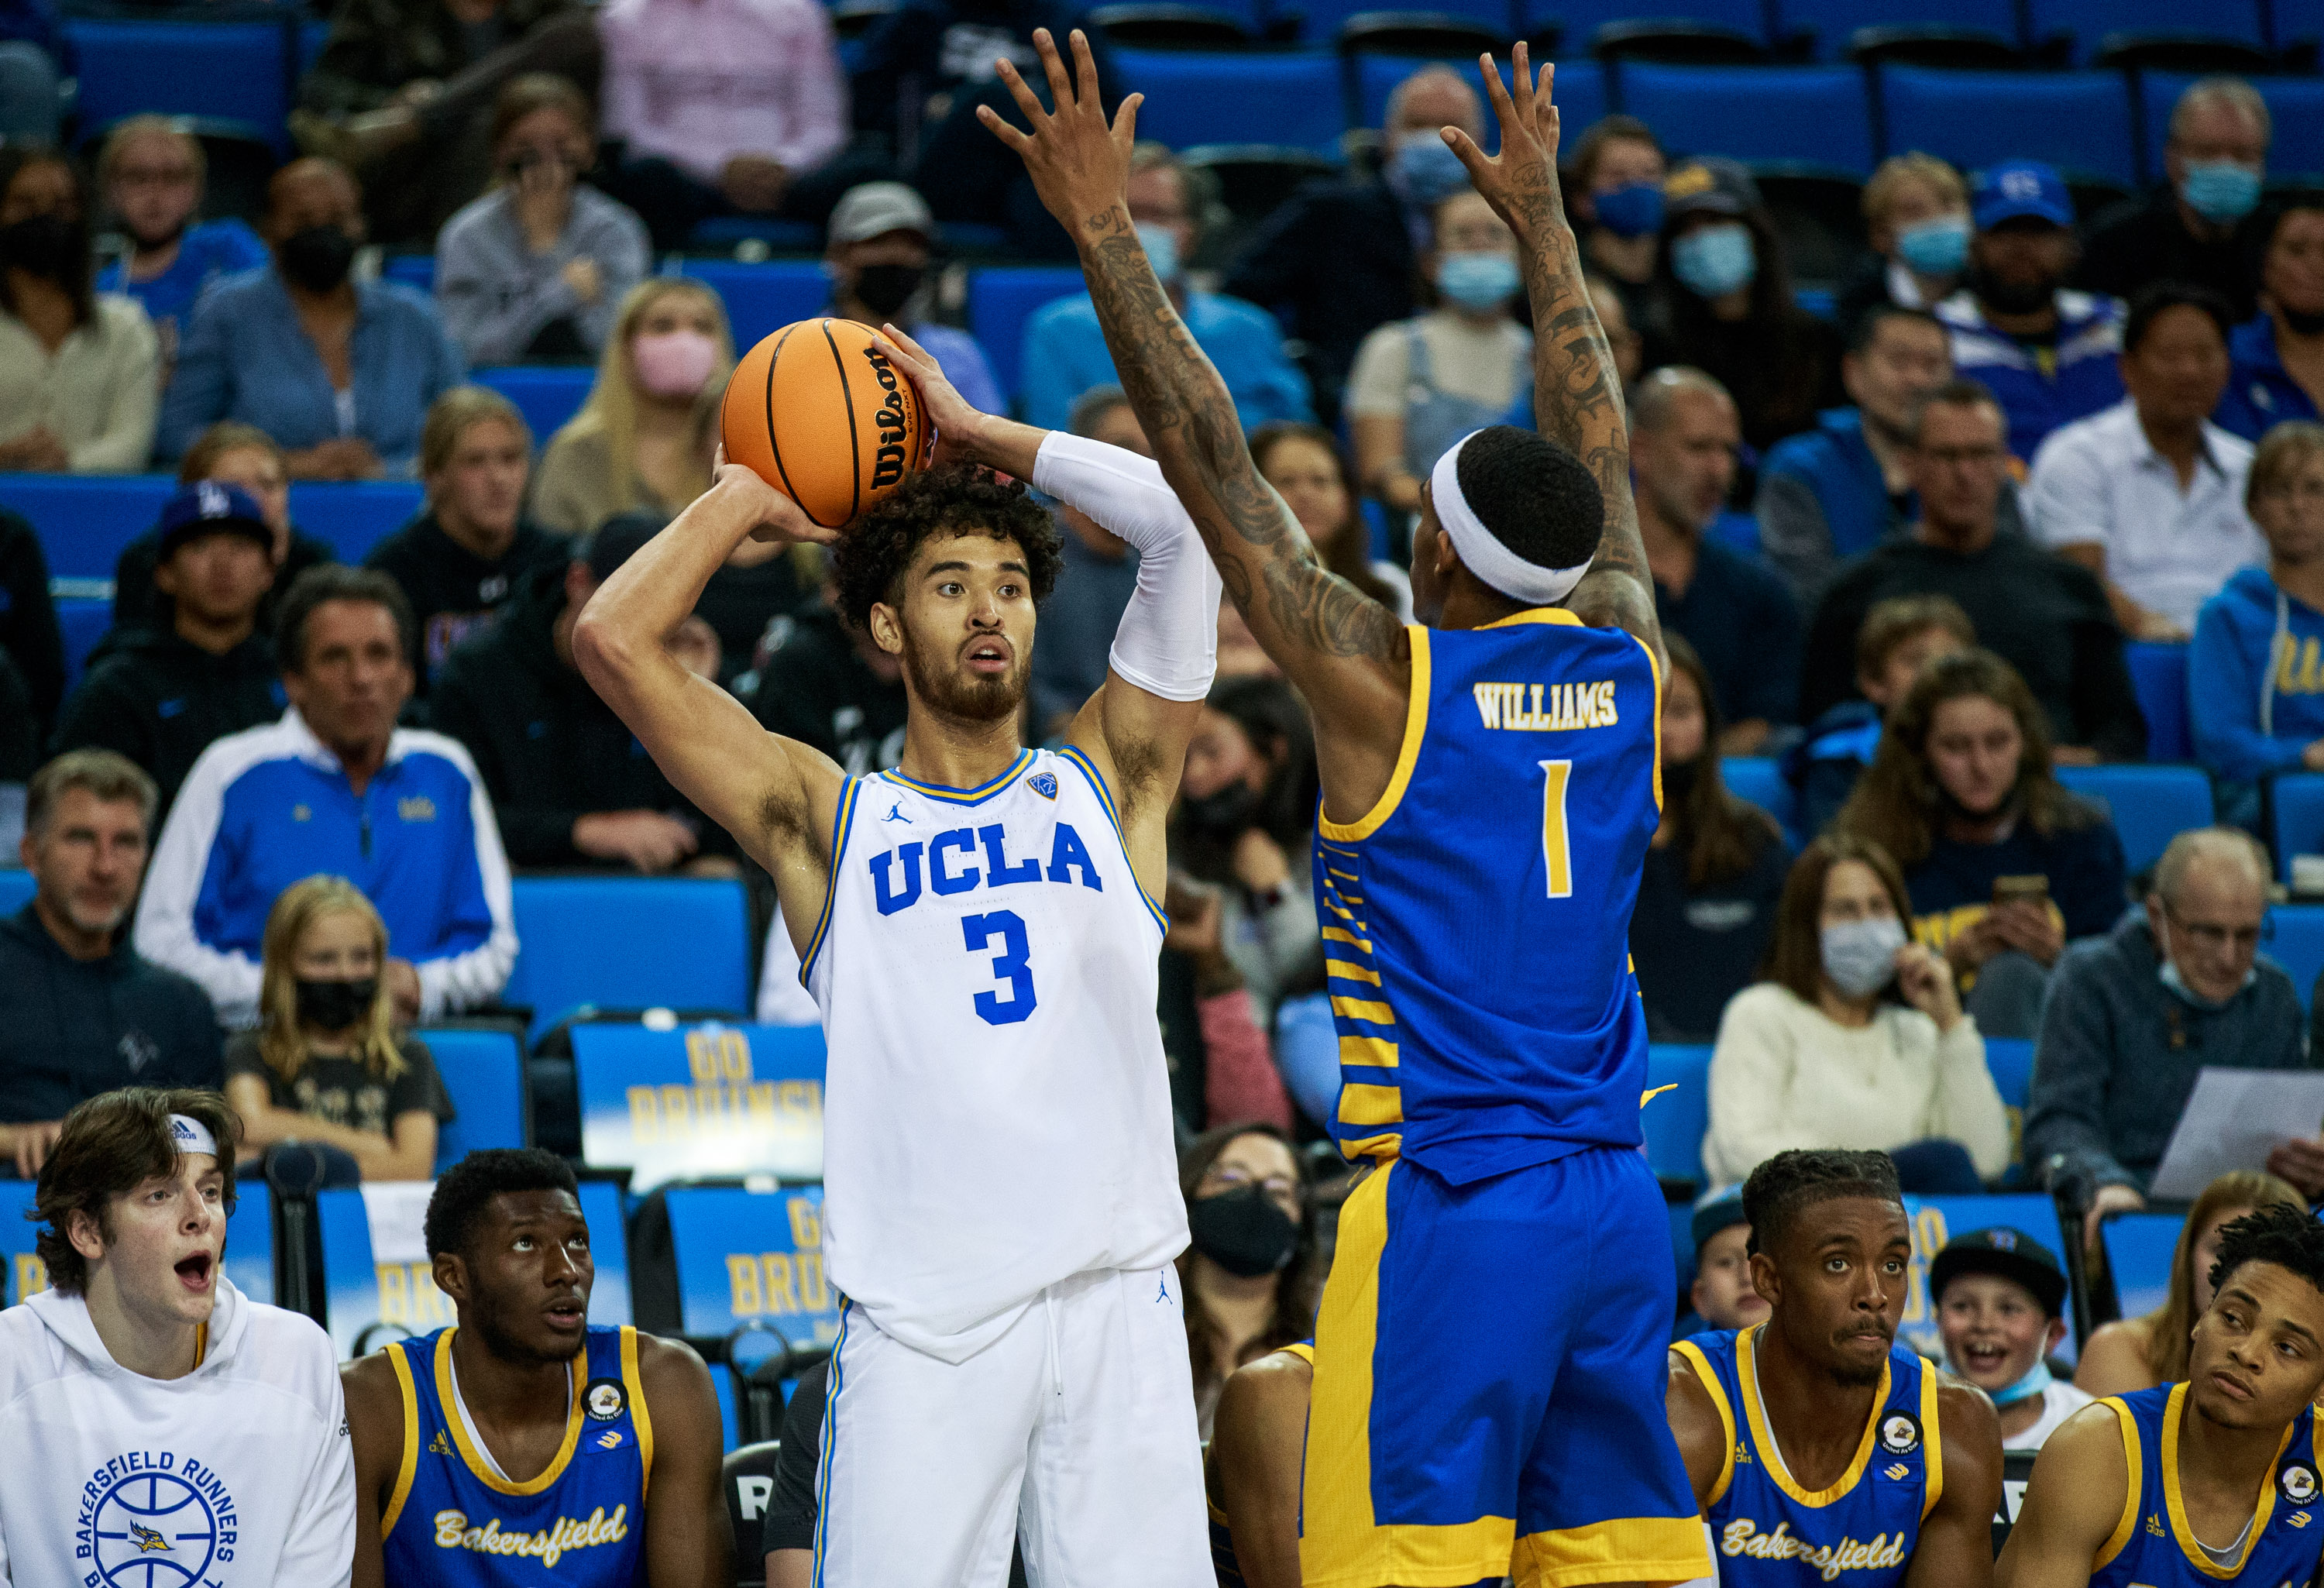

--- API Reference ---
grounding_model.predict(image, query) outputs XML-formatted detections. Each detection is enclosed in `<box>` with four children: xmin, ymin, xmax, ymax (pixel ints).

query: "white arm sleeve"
<box><xmin>1033</xmin><ymin>431</ymin><xmax>1223</xmax><ymax>703</ymax></box>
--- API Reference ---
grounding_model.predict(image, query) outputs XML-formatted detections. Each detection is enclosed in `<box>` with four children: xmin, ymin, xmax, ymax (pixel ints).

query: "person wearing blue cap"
<box><xmin>51</xmin><ymin>482</ymin><xmax>283</xmax><ymax>816</ymax></box>
<box><xmin>1674</xmin><ymin>1187</ymin><xmax>1772</xmax><ymax>1339</ymax></box>
<box><xmin>1936</xmin><ymin>160</ymin><xmax>2126</xmax><ymax>465</ymax></box>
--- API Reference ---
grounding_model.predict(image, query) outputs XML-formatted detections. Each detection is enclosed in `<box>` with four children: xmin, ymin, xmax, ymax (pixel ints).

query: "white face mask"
<box><xmin>1821</xmin><ymin>916</ymin><xmax>1907</xmax><ymax>998</ymax></box>
<box><xmin>2154</xmin><ymin>915</ymin><xmax>2256</xmax><ymax>1010</ymax></box>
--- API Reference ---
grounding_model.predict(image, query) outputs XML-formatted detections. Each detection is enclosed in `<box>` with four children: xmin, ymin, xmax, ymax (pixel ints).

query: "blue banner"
<box><xmin>573</xmin><ymin>1022</ymin><xmax>827</xmax><ymax>1189</ymax></box>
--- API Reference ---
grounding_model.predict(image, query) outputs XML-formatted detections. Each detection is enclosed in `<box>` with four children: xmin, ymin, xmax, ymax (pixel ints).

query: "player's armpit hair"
<box><xmin>1453</xmin><ymin>426</ymin><xmax>1603</xmax><ymax>578</ymax></box>
<box><xmin>424</xmin><ymin>1147</ymin><xmax>579</xmax><ymax>1261</ymax></box>
<box><xmin>1741</xmin><ymin>1149</ymin><xmax>1903</xmax><ymax>1258</ymax></box>
<box><xmin>830</xmin><ymin>462</ymin><xmax>1063</xmax><ymax>632</ymax></box>
<box><xmin>2209</xmin><ymin>1201</ymin><xmax>2324</xmax><ymax>1300</ymax></box>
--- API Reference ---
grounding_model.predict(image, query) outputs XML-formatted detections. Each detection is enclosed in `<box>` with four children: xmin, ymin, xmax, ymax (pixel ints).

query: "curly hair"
<box><xmin>2208</xmin><ymin>1201</ymin><xmax>2324</xmax><ymax>1304</ymax></box>
<box><xmin>1741</xmin><ymin>1148</ymin><xmax>1903</xmax><ymax>1259</ymax></box>
<box><xmin>829</xmin><ymin>463</ymin><xmax>1063</xmax><ymax>632</ymax></box>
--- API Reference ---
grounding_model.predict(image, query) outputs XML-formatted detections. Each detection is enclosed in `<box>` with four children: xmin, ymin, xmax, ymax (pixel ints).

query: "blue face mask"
<box><xmin>1136</xmin><ymin>222</ymin><xmax>1181</xmax><ymax>284</ymax></box>
<box><xmin>1896</xmin><ymin>215</ymin><xmax>1970</xmax><ymax>277</ymax></box>
<box><xmin>2181</xmin><ymin>160</ymin><xmax>2264</xmax><ymax>224</ymax></box>
<box><xmin>1672</xmin><ymin>222</ymin><xmax>1756</xmax><ymax>300</ymax></box>
<box><xmin>1986</xmin><ymin>1356</ymin><xmax>2052</xmax><ymax>1408</ymax></box>
<box><xmin>1593</xmin><ymin>181</ymin><xmax>1665</xmax><ymax>239</ymax></box>
<box><xmin>1436</xmin><ymin>250</ymin><xmax>1519</xmax><ymax>310</ymax></box>
<box><xmin>1391</xmin><ymin>135</ymin><xmax>1471</xmax><ymax>209</ymax></box>
<box><xmin>2157</xmin><ymin>916</ymin><xmax>2258</xmax><ymax>1010</ymax></box>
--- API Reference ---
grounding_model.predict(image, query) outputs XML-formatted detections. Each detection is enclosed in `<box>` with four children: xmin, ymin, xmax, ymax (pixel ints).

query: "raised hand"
<box><xmin>978</xmin><ymin>29</ymin><xmax>1142</xmax><ymax>243</ymax></box>
<box><xmin>711</xmin><ymin>445</ymin><xmax>838</xmax><ymax>545</ymax></box>
<box><xmin>872</xmin><ymin>322</ymin><xmax>990</xmax><ymax>469</ymax></box>
<box><xmin>1442</xmin><ymin>42</ymin><xmax>1569</xmax><ymax>244</ymax></box>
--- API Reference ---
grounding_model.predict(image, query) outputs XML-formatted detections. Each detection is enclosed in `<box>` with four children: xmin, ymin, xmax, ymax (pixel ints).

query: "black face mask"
<box><xmin>0</xmin><ymin>213</ymin><xmax>78</xmax><ymax>280</ymax></box>
<box><xmin>1179</xmin><ymin>780</ymin><xmax>1263</xmax><ymax>840</ymax></box>
<box><xmin>1188</xmin><ymin>1184</ymin><xmax>1298</xmax><ymax>1278</ymax></box>
<box><xmin>278</xmin><ymin>224</ymin><xmax>357</xmax><ymax>293</ymax></box>
<box><xmin>853</xmin><ymin>263</ymin><xmax>924</xmax><ymax>318</ymax></box>
<box><xmin>296</xmin><ymin>975</ymin><xmax>376</xmax><ymax>1032</ymax></box>
<box><xmin>2285</xmin><ymin>304</ymin><xmax>2324</xmax><ymax>339</ymax></box>
<box><xmin>1969</xmin><ymin>263</ymin><xmax>2058</xmax><ymax>318</ymax></box>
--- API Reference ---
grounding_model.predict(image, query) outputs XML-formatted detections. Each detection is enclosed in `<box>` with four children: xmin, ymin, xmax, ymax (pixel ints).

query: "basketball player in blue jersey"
<box><xmin>1998</xmin><ymin>1204</ymin><xmax>2324</xmax><ymax>1588</ymax></box>
<box><xmin>980</xmin><ymin>28</ymin><xmax>1705</xmax><ymax>1587</ymax></box>
<box><xmin>1666</xmin><ymin>1150</ymin><xmax>2002</xmax><ymax>1587</ymax></box>
<box><xmin>342</xmin><ymin>1150</ymin><xmax>730</xmax><ymax>1587</ymax></box>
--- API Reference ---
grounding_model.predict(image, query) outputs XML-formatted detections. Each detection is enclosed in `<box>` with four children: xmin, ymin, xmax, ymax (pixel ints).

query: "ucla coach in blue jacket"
<box><xmin>132</xmin><ymin>565</ymin><xmax>517</xmax><ymax>1028</ymax></box>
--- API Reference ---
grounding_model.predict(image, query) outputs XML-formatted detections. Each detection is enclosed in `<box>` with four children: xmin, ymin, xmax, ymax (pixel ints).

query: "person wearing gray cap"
<box><xmin>823</xmin><ymin>182</ymin><xmax>1002</xmax><ymax>417</ymax></box>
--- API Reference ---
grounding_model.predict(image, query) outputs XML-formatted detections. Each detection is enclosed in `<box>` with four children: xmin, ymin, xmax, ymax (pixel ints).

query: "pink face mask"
<box><xmin>631</xmin><ymin>329</ymin><xmax>719</xmax><ymax>398</ymax></box>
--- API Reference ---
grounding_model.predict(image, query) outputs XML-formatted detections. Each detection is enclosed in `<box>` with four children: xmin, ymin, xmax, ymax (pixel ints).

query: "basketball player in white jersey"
<box><xmin>573</xmin><ymin>374</ymin><xmax>1224</xmax><ymax>1581</ymax></box>
<box><xmin>0</xmin><ymin>1087</ymin><xmax>356</xmax><ymax>1586</ymax></box>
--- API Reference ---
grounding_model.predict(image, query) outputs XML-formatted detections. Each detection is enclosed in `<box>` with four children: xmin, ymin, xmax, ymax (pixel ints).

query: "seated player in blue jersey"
<box><xmin>341</xmin><ymin>1149</ymin><xmax>729</xmax><ymax>1587</ymax></box>
<box><xmin>1997</xmin><ymin>1203</ymin><xmax>2324</xmax><ymax>1588</ymax></box>
<box><xmin>976</xmin><ymin>29</ymin><xmax>1707</xmax><ymax>1587</ymax></box>
<box><xmin>1206</xmin><ymin>1342</ymin><xmax>1313</xmax><ymax>1588</ymax></box>
<box><xmin>1667</xmin><ymin>1149</ymin><xmax>2003</xmax><ymax>1586</ymax></box>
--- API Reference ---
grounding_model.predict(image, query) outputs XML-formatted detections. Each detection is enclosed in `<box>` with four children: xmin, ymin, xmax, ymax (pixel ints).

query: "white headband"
<box><xmin>1429</xmin><ymin>431</ymin><xmax>1593</xmax><ymax>607</ymax></box>
<box><xmin>168</xmin><ymin>1114</ymin><xmax>218</xmax><ymax>1158</ymax></box>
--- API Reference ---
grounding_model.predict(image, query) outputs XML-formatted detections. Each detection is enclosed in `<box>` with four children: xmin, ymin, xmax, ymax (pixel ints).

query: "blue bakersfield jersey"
<box><xmin>1316</xmin><ymin>609</ymin><xmax>1661</xmax><ymax>1182</ymax></box>
<box><xmin>1673</xmin><ymin>1326</ymin><xmax>1942</xmax><ymax>1586</ymax></box>
<box><xmin>382</xmin><ymin>1325</ymin><xmax>651</xmax><ymax>1586</ymax></box>
<box><xmin>2089</xmin><ymin>1384</ymin><xmax>2324</xmax><ymax>1588</ymax></box>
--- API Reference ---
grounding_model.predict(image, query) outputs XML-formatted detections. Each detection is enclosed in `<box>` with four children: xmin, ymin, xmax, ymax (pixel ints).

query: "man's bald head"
<box><xmin>1386</xmin><ymin>67</ymin><xmax>1483</xmax><ymax>141</ymax></box>
<box><xmin>1629</xmin><ymin>366</ymin><xmax>1736</xmax><ymax>435</ymax></box>
<box><xmin>2154</xmin><ymin>826</ymin><xmax>2271</xmax><ymax>909</ymax></box>
<box><xmin>265</xmin><ymin>158</ymin><xmax>363</xmax><ymax>242</ymax></box>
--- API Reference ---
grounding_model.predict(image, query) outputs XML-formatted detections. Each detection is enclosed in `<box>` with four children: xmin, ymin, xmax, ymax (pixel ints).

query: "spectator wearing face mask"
<box><xmin>821</xmin><ymin>182</ymin><xmax>999</xmax><ymax>416</ymax></box>
<box><xmin>1673</xmin><ymin>1188</ymin><xmax>1772</xmax><ymax>1339</ymax></box>
<box><xmin>1346</xmin><ymin>189</ymin><xmax>1529</xmax><ymax>522</ymax></box>
<box><xmin>0</xmin><ymin>146</ymin><xmax>159</xmax><ymax>475</ymax></box>
<box><xmin>1831</xmin><ymin>154</ymin><xmax>1972</xmax><ymax>339</ymax></box>
<box><xmin>1174</xmin><ymin>1123</ymin><xmax>1321</xmax><ymax>1441</ymax></box>
<box><xmin>434</xmin><ymin>74</ymin><xmax>649</xmax><ymax>369</ymax></box>
<box><xmin>531</xmin><ymin>277</ymin><xmax>732</xmax><ymax>534</ymax></box>
<box><xmin>2216</xmin><ymin>200</ymin><xmax>2324</xmax><ymax>442</ymax></box>
<box><xmin>1704</xmin><ymin>834</ymin><xmax>2007</xmax><ymax>1193</ymax></box>
<box><xmin>91</xmin><ymin>119</ymin><xmax>266</xmax><ymax>373</ymax></box>
<box><xmin>2081</xmin><ymin>77</ymin><xmax>2272</xmax><ymax>322</ymax></box>
<box><xmin>1644</xmin><ymin>157</ymin><xmax>1842</xmax><ymax>453</ymax></box>
<box><xmin>1222</xmin><ymin>66</ymin><xmax>1481</xmax><ymax>428</ymax></box>
<box><xmin>1564</xmin><ymin>115</ymin><xmax>1666</xmax><ymax>332</ymax></box>
<box><xmin>1021</xmin><ymin>143</ymin><xmax>1309</xmax><ymax>435</ymax></box>
<box><xmin>1930</xmin><ymin>1229</ymin><xmax>2089</xmax><ymax>1452</ymax></box>
<box><xmin>158</xmin><ymin>159</ymin><xmax>466</xmax><ymax>479</ymax></box>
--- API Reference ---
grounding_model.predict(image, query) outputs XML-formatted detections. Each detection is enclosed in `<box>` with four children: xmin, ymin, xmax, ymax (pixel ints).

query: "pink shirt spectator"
<box><xmin>598</xmin><ymin>0</ymin><xmax>848</xmax><ymax>185</ymax></box>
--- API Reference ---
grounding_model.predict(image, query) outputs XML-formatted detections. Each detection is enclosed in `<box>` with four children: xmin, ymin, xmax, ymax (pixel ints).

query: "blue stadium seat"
<box><xmin>503</xmin><ymin>876</ymin><xmax>753</xmax><ymax>1037</ymax></box>
<box><xmin>1899</xmin><ymin>1192</ymin><xmax>2076</xmax><ymax>1360</ymax></box>
<box><xmin>2025</xmin><ymin>0</ymin><xmax>2266</xmax><ymax>64</ymax></box>
<box><xmin>380</xmin><ymin>255</ymin><xmax>435</xmax><ymax>296</ymax></box>
<box><xmin>55</xmin><ymin>596</ymin><xmax>112</xmax><ymax>700</ymax></box>
<box><xmin>1349</xmin><ymin>54</ymin><xmax>1583</xmax><ymax>139</ymax></box>
<box><xmin>0</xmin><ymin>473</ymin><xmax>172</xmax><ymax>580</ymax></box>
<box><xmin>2102</xmin><ymin>1212</ymin><xmax>2181</xmax><ymax>1324</ymax></box>
<box><xmin>1644</xmin><ymin>1043</ymin><xmax>1712</xmax><ymax>1185</ymax></box>
<box><xmin>1613</xmin><ymin>63</ymin><xmax>1874</xmax><ymax>175</ymax></box>
<box><xmin>675</xmin><ymin>260</ymin><xmax>830</xmax><ymax>352</ymax></box>
<box><xmin>2280</xmin><ymin>0</ymin><xmax>2324</xmax><ymax>51</ymax></box>
<box><xmin>1721</xmin><ymin>755</ymin><xmax>1802</xmax><ymax>846</ymax></box>
<box><xmin>284</xmin><ymin>480</ymin><xmax>425</xmax><ymax>564</ymax></box>
<box><xmin>686</xmin><ymin>218</ymin><xmax>823</xmax><ymax>253</ymax></box>
<box><xmin>1773</xmin><ymin>0</ymin><xmax>2020</xmax><ymax>59</ymax></box>
<box><xmin>298</xmin><ymin>16</ymin><xmax>328</xmax><ymax>74</ymax></box>
<box><xmin>1111</xmin><ymin>48</ymin><xmax>1343</xmax><ymax>156</ymax></box>
<box><xmin>420</xmin><ymin>1026</ymin><xmax>530</xmax><ymax>1170</ymax></box>
<box><xmin>571</xmin><ymin>1020</ymin><xmax>827</xmax><ymax>1184</ymax></box>
<box><xmin>2274</xmin><ymin>774</ymin><xmax>2324</xmax><ymax>883</ymax></box>
<box><xmin>1876</xmin><ymin>67</ymin><xmax>2138</xmax><ymax>189</ymax></box>
<box><xmin>64</xmin><ymin>19</ymin><xmax>296</xmax><ymax>156</ymax></box>
<box><xmin>576</xmin><ymin>1180</ymin><xmax>634</xmax><ymax>1325</ymax></box>
<box><xmin>0</xmin><ymin>870</ymin><xmax>30</xmax><ymax>915</ymax></box>
<box><xmin>1985</xmin><ymin>1034</ymin><xmax>2033</xmax><ymax>1184</ymax></box>
<box><xmin>661</xmin><ymin>1184</ymin><xmax>838</xmax><ymax>1449</ymax></box>
<box><xmin>1281</xmin><ymin>0</ymin><xmax>1514</xmax><ymax>43</ymax></box>
<box><xmin>2051</xmin><ymin>763</ymin><xmax>2215</xmax><ymax>875</ymax></box>
<box><xmin>2124</xmin><ymin>641</ymin><xmax>2191</xmax><ymax>762</ymax></box>
<box><xmin>473</xmin><ymin>366</ymin><xmax>596</xmax><ymax>449</ymax></box>
<box><xmin>2141</xmin><ymin>72</ymin><xmax>2324</xmax><ymax>184</ymax></box>
<box><xmin>0</xmin><ymin>1179</ymin><xmax>270</xmax><ymax>1307</ymax></box>
<box><xmin>2267</xmin><ymin>904</ymin><xmax>2324</xmax><ymax>1013</ymax></box>
<box><xmin>968</xmin><ymin>266</ymin><xmax>1090</xmax><ymax>405</ymax></box>
<box><xmin>1521</xmin><ymin>0</ymin><xmax>1770</xmax><ymax>53</ymax></box>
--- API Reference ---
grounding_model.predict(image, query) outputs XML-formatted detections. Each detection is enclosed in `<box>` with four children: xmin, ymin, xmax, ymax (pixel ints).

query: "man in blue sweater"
<box><xmin>132</xmin><ymin>565</ymin><xmax>517</xmax><ymax>1029</ymax></box>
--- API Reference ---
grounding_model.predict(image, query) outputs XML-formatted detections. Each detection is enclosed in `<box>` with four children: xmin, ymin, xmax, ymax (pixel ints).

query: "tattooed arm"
<box><xmin>1441</xmin><ymin>50</ymin><xmax>1665</xmax><ymax>671</ymax></box>
<box><xmin>979</xmin><ymin>29</ymin><xmax>1410</xmax><ymax>816</ymax></box>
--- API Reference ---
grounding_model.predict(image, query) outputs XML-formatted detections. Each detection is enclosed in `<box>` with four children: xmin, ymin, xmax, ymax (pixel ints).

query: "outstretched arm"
<box><xmin>1442</xmin><ymin>50</ymin><xmax>1662</xmax><ymax>669</ymax></box>
<box><xmin>1906</xmin><ymin>1380</ymin><xmax>2003</xmax><ymax>1588</ymax></box>
<box><xmin>981</xmin><ymin>29</ymin><xmax>1410</xmax><ymax>816</ymax></box>
<box><xmin>1995</xmin><ymin>1401</ymin><xmax>2130</xmax><ymax>1588</ymax></box>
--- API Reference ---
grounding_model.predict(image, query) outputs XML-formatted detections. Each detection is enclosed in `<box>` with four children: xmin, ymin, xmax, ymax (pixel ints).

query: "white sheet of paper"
<box><xmin>2150</xmin><ymin>1068</ymin><xmax>2324</xmax><ymax>1199</ymax></box>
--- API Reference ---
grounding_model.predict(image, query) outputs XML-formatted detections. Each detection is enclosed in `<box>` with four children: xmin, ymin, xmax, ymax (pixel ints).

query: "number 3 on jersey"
<box><xmin>962</xmin><ymin>909</ymin><xmax>1037</xmax><ymax>1025</ymax></box>
<box><xmin>1538</xmin><ymin>759</ymin><xmax>1573</xmax><ymax>899</ymax></box>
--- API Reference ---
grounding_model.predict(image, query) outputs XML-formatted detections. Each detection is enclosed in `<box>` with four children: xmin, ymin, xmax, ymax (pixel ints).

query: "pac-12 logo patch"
<box><xmin>2282</xmin><ymin>1461</ymin><xmax>2319</xmax><ymax>1505</ymax></box>
<box><xmin>1878</xmin><ymin>1412</ymin><xmax>1922</xmax><ymax>1456</ymax></box>
<box><xmin>584</xmin><ymin>1378</ymin><xmax>627</xmax><ymax>1421</ymax></box>
<box><xmin>1028</xmin><ymin>772</ymin><xmax>1058</xmax><ymax>800</ymax></box>
<box><xmin>81</xmin><ymin>1460</ymin><xmax>233</xmax><ymax>1588</ymax></box>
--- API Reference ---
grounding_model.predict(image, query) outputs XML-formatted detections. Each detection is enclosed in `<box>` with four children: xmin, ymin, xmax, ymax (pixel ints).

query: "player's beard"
<box><xmin>899</xmin><ymin>625</ymin><xmax>1026</xmax><ymax>724</ymax></box>
<box><xmin>469</xmin><ymin>1290</ymin><xmax>582</xmax><ymax>1368</ymax></box>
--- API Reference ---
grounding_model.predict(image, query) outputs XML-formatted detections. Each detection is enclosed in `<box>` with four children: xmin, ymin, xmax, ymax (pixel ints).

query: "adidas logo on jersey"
<box><xmin>2148</xmin><ymin>1514</ymin><xmax>2168</xmax><ymax>1536</ymax></box>
<box><xmin>428</xmin><ymin>1431</ymin><xmax>452</xmax><ymax>1456</ymax></box>
<box><xmin>1472</xmin><ymin>680</ymin><xmax>1619</xmax><ymax>732</ymax></box>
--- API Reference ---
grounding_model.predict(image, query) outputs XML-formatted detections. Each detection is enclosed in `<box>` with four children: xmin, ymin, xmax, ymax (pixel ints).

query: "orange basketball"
<box><xmin>720</xmin><ymin>318</ymin><xmax>929</xmax><ymax>528</ymax></box>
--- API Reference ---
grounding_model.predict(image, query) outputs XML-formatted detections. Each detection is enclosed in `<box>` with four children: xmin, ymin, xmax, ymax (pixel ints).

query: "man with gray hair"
<box><xmin>2026</xmin><ymin>825</ymin><xmax>2319</xmax><ymax>1244</ymax></box>
<box><xmin>2082</xmin><ymin>76</ymin><xmax>2274</xmax><ymax>319</ymax></box>
<box><xmin>0</xmin><ymin>751</ymin><xmax>222</xmax><ymax>1177</ymax></box>
<box><xmin>1631</xmin><ymin>366</ymin><xmax>1800</xmax><ymax>752</ymax></box>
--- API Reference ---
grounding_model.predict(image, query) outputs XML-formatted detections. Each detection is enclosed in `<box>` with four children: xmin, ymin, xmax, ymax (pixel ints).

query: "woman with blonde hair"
<box><xmin>528</xmin><ymin>276</ymin><xmax>733</xmax><ymax>534</ymax></box>
<box><xmin>2074</xmin><ymin>1169</ymin><xmax>2307</xmax><ymax>1396</ymax></box>
<box><xmin>222</xmin><ymin>875</ymin><xmax>450</xmax><ymax>1183</ymax></box>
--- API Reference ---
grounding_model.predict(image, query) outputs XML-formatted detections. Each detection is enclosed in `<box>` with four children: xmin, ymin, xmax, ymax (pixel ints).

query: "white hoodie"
<box><xmin>0</xmin><ymin>1275</ymin><xmax>355</xmax><ymax>1586</ymax></box>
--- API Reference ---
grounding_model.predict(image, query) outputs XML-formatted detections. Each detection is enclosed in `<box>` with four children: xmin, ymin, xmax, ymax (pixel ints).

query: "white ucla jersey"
<box><xmin>804</xmin><ymin>745</ymin><xmax>1188</xmax><ymax>1362</ymax></box>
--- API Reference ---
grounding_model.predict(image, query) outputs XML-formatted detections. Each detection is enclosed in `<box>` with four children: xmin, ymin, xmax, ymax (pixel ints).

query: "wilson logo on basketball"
<box><xmin>863</xmin><ymin>347</ymin><xmax>912</xmax><ymax>491</ymax></box>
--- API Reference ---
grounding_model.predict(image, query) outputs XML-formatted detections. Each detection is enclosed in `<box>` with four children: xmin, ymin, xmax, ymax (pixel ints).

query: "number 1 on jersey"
<box><xmin>1538</xmin><ymin>759</ymin><xmax>1573</xmax><ymax>899</ymax></box>
<box><xmin>962</xmin><ymin>909</ymin><xmax>1037</xmax><ymax>1026</ymax></box>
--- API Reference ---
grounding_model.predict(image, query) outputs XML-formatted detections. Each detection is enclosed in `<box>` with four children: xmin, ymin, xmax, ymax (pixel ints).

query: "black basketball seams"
<box><xmin>823</xmin><ymin>318</ymin><xmax>862</xmax><ymax>527</ymax></box>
